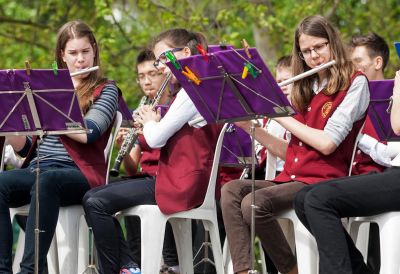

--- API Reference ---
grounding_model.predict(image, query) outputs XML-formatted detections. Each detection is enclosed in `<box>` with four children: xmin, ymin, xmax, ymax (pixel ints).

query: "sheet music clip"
<box><xmin>241</xmin><ymin>39</ymin><xmax>252</xmax><ymax>59</ymax></box>
<box><xmin>25</xmin><ymin>60</ymin><xmax>31</xmax><ymax>75</ymax></box>
<box><xmin>51</xmin><ymin>61</ymin><xmax>58</xmax><ymax>76</ymax></box>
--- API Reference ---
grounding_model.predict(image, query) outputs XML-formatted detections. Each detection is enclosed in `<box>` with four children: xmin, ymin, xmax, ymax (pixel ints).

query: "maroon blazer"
<box><xmin>154</xmin><ymin>123</ymin><xmax>221</xmax><ymax>214</ymax></box>
<box><xmin>275</xmin><ymin>72</ymin><xmax>367</xmax><ymax>185</ymax></box>
<box><xmin>137</xmin><ymin>134</ymin><xmax>160</xmax><ymax>177</ymax></box>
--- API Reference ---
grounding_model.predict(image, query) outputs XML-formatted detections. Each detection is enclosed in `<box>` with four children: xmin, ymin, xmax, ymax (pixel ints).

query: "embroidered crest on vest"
<box><xmin>321</xmin><ymin>101</ymin><xmax>333</xmax><ymax>118</ymax></box>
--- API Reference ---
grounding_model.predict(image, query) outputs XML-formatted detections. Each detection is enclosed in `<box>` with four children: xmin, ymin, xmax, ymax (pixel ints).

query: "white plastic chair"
<box><xmin>117</xmin><ymin>123</ymin><xmax>229</xmax><ymax>274</ymax></box>
<box><xmin>11</xmin><ymin>111</ymin><xmax>122</xmax><ymax>274</ymax></box>
<box><xmin>348</xmin><ymin>212</ymin><xmax>400</xmax><ymax>274</ymax></box>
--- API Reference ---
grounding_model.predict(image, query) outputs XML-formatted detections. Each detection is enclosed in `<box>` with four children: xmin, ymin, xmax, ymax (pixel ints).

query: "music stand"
<box><xmin>0</xmin><ymin>68</ymin><xmax>87</xmax><ymax>274</ymax></box>
<box><xmin>368</xmin><ymin>80</ymin><xmax>400</xmax><ymax>142</ymax></box>
<box><xmin>166</xmin><ymin>47</ymin><xmax>293</xmax><ymax>273</ymax></box>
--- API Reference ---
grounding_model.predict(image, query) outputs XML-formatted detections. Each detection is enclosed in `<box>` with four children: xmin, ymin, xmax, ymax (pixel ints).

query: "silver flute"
<box><xmin>110</xmin><ymin>72</ymin><xmax>172</xmax><ymax>176</ymax></box>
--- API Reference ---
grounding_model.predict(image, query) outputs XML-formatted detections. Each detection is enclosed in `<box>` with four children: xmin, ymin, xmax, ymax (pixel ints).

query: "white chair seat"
<box><xmin>117</xmin><ymin>124</ymin><xmax>229</xmax><ymax>274</ymax></box>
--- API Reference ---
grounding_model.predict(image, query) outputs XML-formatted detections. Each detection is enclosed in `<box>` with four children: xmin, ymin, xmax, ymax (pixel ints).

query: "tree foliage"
<box><xmin>1</xmin><ymin>0</ymin><xmax>399</xmax><ymax>105</ymax></box>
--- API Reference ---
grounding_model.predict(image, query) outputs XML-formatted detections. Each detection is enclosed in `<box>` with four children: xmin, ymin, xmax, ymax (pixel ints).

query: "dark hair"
<box><xmin>55</xmin><ymin>20</ymin><xmax>106</xmax><ymax>113</ymax></box>
<box><xmin>350</xmin><ymin>32</ymin><xmax>390</xmax><ymax>71</ymax></box>
<box><xmin>275</xmin><ymin>55</ymin><xmax>292</xmax><ymax>70</ymax></box>
<box><xmin>291</xmin><ymin>15</ymin><xmax>355</xmax><ymax>112</ymax></box>
<box><xmin>136</xmin><ymin>48</ymin><xmax>156</xmax><ymax>65</ymax></box>
<box><xmin>151</xmin><ymin>28</ymin><xmax>208</xmax><ymax>55</ymax></box>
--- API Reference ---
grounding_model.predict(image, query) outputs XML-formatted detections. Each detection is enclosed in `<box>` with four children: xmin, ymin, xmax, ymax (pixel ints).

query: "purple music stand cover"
<box><xmin>207</xmin><ymin>44</ymin><xmax>234</xmax><ymax>53</ymax></box>
<box><xmin>0</xmin><ymin>69</ymin><xmax>86</xmax><ymax>135</ymax></box>
<box><xmin>220</xmin><ymin>123</ymin><xmax>255</xmax><ymax>167</ymax></box>
<box><xmin>368</xmin><ymin>80</ymin><xmax>399</xmax><ymax>141</ymax></box>
<box><xmin>166</xmin><ymin>47</ymin><xmax>294</xmax><ymax>123</ymax></box>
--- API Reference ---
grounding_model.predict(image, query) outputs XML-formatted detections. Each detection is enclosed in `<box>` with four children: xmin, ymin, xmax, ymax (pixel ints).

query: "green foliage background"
<box><xmin>2</xmin><ymin>0</ymin><xmax>400</xmax><ymax>269</ymax></box>
<box><xmin>1</xmin><ymin>0</ymin><xmax>399</xmax><ymax>108</ymax></box>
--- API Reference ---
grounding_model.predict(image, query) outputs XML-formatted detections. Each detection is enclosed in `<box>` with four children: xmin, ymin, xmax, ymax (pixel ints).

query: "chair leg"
<box><xmin>140</xmin><ymin>214</ymin><xmax>166</xmax><ymax>274</ymax></box>
<box><xmin>379</xmin><ymin>214</ymin><xmax>400</xmax><ymax>274</ymax></box>
<box><xmin>170</xmin><ymin>218</ymin><xmax>194</xmax><ymax>274</ymax></box>
<box><xmin>294</xmin><ymin>222</ymin><xmax>318</xmax><ymax>274</ymax></box>
<box><xmin>203</xmin><ymin>219</ymin><xmax>224</xmax><ymax>274</ymax></box>
<box><xmin>56</xmin><ymin>206</ymin><xmax>85</xmax><ymax>274</ymax></box>
<box><xmin>47</xmin><ymin>235</ymin><xmax>60</xmax><ymax>274</ymax></box>
<box><xmin>13</xmin><ymin>228</ymin><xmax>25</xmax><ymax>273</ymax></box>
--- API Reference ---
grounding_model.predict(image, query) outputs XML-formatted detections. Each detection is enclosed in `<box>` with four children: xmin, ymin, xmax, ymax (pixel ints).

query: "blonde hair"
<box><xmin>291</xmin><ymin>15</ymin><xmax>355</xmax><ymax>112</ymax></box>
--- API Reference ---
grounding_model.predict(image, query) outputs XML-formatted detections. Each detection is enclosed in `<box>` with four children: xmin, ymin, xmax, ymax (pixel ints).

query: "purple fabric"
<box><xmin>166</xmin><ymin>47</ymin><xmax>293</xmax><ymax>123</ymax></box>
<box><xmin>207</xmin><ymin>44</ymin><xmax>234</xmax><ymax>53</ymax></box>
<box><xmin>220</xmin><ymin>123</ymin><xmax>254</xmax><ymax>167</ymax></box>
<box><xmin>0</xmin><ymin>69</ymin><xmax>85</xmax><ymax>135</ymax></box>
<box><xmin>368</xmin><ymin>80</ymin><xmax>399</xmax><ymax>141</ymax></box>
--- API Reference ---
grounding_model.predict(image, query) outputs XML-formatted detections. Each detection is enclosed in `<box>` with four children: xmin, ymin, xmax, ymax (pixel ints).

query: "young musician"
<box><xmin>349</xmin><ymin>32</ymin><xmax>390</xmax><ymax>271</ymax></box>
<box><xmin>83</xmin><ymin>28</ymin><xmax>221</xmax><ymax>274</ymax></box>
<box><xmin>349</xmin><ymin>32</ymin><xmax>390</xmax><ymax>175</ymax></box>
<box><xmin>0</xmin><ymin>20</ymin><xmax>119</xmax><ymax>274</ymax></box>
<box><xmin>116</xmin><ymin>49</ymin><xmax>179</xmax><ymax>273</ymax></box>
<box><xmin>294</xmin><ymin>71</ymin><xmax>400</xmax><ymax>274</ymax></box>
<box><xmin>221</xmin><ymin>15</ymin><xmax>369</xmax><ymax>274</ymax></box>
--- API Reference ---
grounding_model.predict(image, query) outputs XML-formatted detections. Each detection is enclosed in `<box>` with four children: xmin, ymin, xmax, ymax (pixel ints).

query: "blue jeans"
<box><xmin>0</xmin><ymin>166</ymin><xmax>90</xmax><ymax>274</ymax></box>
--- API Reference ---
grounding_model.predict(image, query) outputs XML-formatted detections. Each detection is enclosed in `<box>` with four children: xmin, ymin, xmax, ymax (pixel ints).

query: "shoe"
<box><xmin>120</xmin><ymin>266</ymin><xmax>141</xmax><ymax>274</ymax></box>
<box><xmin>159</xmin><ymin>264</ymin><xmax>180</xmax><ymax>274</ymax></box>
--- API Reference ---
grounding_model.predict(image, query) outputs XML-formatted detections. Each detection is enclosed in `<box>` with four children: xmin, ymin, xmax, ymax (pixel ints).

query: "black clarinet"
<box><xmin>109</xmin><ymin>72</ymin><xmax>172</xmax><ymax>176</ymax></box>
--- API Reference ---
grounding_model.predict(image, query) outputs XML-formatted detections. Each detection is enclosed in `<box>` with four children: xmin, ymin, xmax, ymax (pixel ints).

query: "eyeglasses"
<box><xmin>136</xmin><ymin>70</ymin><xmax>164</xmax><ymax>84</ymax></box>
<box><xmin>299</xmin><ymin>42</ymin><xmax>329</xmax><ymax>60</ymax></box>
<box><xmin>153</xmin><ymin>47</ymin><xmax>184</xmax><ymax>68</ymax></box>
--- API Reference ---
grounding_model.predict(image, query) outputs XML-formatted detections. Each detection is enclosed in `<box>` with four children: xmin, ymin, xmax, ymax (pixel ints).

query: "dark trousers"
<box><xmin>0</xmin><ymin>166</ymin><xmax>89</xmax><ymax>274</ymax></box>
<box><xmin>83</xmin><ymin>177</ymin><xmax>178</xmax><ymax>274</ymax></box>
<box><xmin>294</xmin><ymin>167</ymin><xmax>400</xmax><ymax>274</ymax></box>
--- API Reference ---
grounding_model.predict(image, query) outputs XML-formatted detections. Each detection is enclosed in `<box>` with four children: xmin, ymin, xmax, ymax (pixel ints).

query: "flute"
<box><xmin>70</xmin><ymin>66</ymin><xmax>99</xmax><ymax>77</ymax></box>
<box><xmin>188</xmin><ymin>60</ymin><xmax>336</xmax><ymax>127</ymax></box>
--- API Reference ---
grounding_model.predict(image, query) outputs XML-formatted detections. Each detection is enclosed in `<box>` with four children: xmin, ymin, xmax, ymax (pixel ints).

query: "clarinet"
<box><xmin>109</xmin><ymin>72</ymin><xmax>172</xmax><ymax>177</ymax></box>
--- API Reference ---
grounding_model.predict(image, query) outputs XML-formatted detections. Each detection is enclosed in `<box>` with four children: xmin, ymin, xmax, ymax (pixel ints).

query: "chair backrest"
<box><xmin>104</xmin><ymin>111</ymin><xmax>122</xmax><ymax>184</ymax></box>
<box><xmin>265</xmin><ymin>150</ymin><xmax>277</xmax><ymax>180</ymax></box>
<box><xmin>199</xmin><ymin>123</ymin><xmax>229</xmax><ymax>210</ymax></box>
<box><xmin>347</xmin><ymin>121</ymin><xmax>366</xmax><ymax>176</ymax></box>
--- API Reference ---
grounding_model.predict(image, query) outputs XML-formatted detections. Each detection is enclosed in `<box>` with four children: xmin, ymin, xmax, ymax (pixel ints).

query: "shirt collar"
<box><xmin>312</xmin><ymin>78</ymin><xmax>328</xmax><ymax>94</ymax></box>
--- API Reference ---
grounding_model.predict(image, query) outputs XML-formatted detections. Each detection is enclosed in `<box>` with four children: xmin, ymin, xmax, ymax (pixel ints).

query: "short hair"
<box><xmin>136</xmin><ymin>49</ymin><xmax>156</xmax><ymax>66</ymax></box>
<box><xmin>350</xmin><ymin>32</ymin><xmax>390</xmax><ymax>71</ymax></box>
<box><xmin>275</xmin><ymin>55</ymin><xmax>292</xmax><ymax>70</ymax></box>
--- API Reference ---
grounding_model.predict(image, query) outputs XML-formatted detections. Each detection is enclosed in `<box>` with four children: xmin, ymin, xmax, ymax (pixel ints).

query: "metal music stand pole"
<box><xmin>34</xmin><ymin>137</ymin><xmax>43</xmax><ymax>274</ymax></box>
<box><xmin>249</xmin><ymin>123</ymin><xmax>258</xmax><ymax>274</ymax></box>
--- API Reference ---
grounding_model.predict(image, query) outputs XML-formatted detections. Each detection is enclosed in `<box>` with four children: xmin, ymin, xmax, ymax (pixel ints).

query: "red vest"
<box><xmin>22</xmin><ymin>82</ymin><xmax>118</xmax><ymax>188</ymax></box>
<box><xmin>275</xmin><ymin>73</ymin><xmax>366</xmax><ymax>185</ymax></box>
<box><xmin>155</xmin><ymin>123</ymin><xmax>221</xmax><ymax>214</ymax></box>
<box><xmin>137</xmin><ymin>134</ymin><xmax>160</xmax><ymax>177</ymax></box>
<box><xmin>351</xmin><ymin>116</ymin><xmax>385</xmax><ymax>175</ymax></box>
